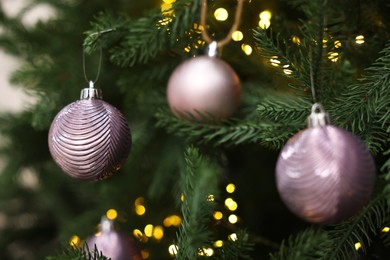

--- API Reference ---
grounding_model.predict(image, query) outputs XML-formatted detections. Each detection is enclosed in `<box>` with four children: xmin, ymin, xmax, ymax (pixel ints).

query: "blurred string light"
<box><xmin>334</xmin><ymin>40</ymin><xmax>342</xmax><ymax>48</ymax></box>
<box><xmin>198</xmin><ymin>247</ymin><xmax>214</xmax><ymax>256</ymax></box>
<box><xmin>270</xmin><ymin>56</ymin><xmax>281</xmax><ymax>66</ymax></box>
<box><xmin>228</xmin><ymin>233</ymin><xmax>238</xmax><ymax>241</ymax></box>
<box><xmin>292</xmin><ymin>35</ymin><xmax>301</xmax><ymax>45</ymax></box>
<box><xmin>241</xmin><ymin>44</ymin><xmax>253</xmax><ymax>55</ymax></box>
<box><xmin>213</xmin><ymin>211</ymin><xmax>223</xmax><ymax>220</ymax></box>
<box><xmin>228</xmin><ymin>214</ymin><xmax>238</xmax><ymax>224</ymax></box>
<box><xmin>226</xmin><ymin>183</ymin><xmax>236</xmax><ymax>193</ymax></box>
<box><xmin>106</xmin><ymin>209</ymin><xmax>118</xmax><ymax>220</ymax></box>
<box><xmin>163</xmin><ymin>215</ymin><xmax>182</xmax><ymax>227</ymax></box>
<box><xmin>213</xmin><ymin>240</ymin><xmax>224</xmax><ymax>248</ymax></box>
<box><xmin>382</xmin><ymin>227</ymin><xmax>390</xmax><ymax>232</ymax></box>
<box><xmin>69</xmin><ymin>235</ymin><xmax>81</xmax><ymax>248</ymax></box>
<box><xmin>355</xmin><ymin>35</ymin><xmax>365</xmax><ymax>44</ymax></box>
<box><xmin>168</xmin><ymin>244</ymin><xmax>179</xmax><ymax>256</ymax></box>
<box><xmin>231</xmin><ymin>31</ymin><xmax>243</xmax><ymax>41</ymax></box>
<box><xmin>355</xmin><ymin>242</ymin><xmax>362</xmax><ymax>251</ymax></box>
<box><xmin>161</xmin><ymin>0</ymin><xmax>175</xmax><ymax>14</ymax></box>
<box><xmin>328</xmin><ymin>52</ymin><xmax>339</xmax><ymax>62</ymax></box>
<box><xmin>259</xmin><ymin>10</ymin><xmax>272</xmax><ymax>29</ymax></box>
<box><xmin>214</xmin><ymin>8</ymin><xmax>228</xmax><ymax>21</ymax></box>
<box><xmin>135</xmin><ymin>197</ymin><xmax>146</xmax><ymax>216</ymax></box>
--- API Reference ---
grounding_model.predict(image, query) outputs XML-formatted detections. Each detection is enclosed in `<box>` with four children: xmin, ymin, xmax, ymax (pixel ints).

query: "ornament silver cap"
<box><xmin>308</xmin><ymin>103</ymin><xmax>330</xmax><ymax>127</ymax></box>
<box><xmin>80</xmin><ymin>81</ymin><xmax>103</xmax><ymax>100</ymax></box>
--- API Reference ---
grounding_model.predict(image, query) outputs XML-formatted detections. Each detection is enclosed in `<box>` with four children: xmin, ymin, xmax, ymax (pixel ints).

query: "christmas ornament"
<box><xmin>48</xmin><ymin>82</ymin><xmax>131</xmax><ymax>180</ymax></box>
<box><xmin>167</xmin><ymin>42</ymin><xmax>240</xmax><ymax>122</ymax></box>
<box><xmin>86</xmin><ymin>217</ymin><xmax>141</xmax><ymax>260</ymax></box>
<box><xmin>275</xmin><ymin>103</ymin><xmax>376</xmax><ymax>224</ymax></box>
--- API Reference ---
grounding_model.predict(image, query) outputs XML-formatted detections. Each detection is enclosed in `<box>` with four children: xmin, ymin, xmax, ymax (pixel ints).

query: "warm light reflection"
<box><xmin>228</xmin><ymin>214</ymin><xmax>238</xmax><ymax>224</ymax></box>
<box><xmin>163</xmin><ymin>0</ymin><xmax>175</xmax><ymax>3</ymax></box>
<box><xmin>283</xmin><ymin>65</ymin><xmax>293</xmax><ymax>75</ymax></box>
<box><xmin>232</xmin><ymin>31</ymin><xmax>243</xmax><ymax>41</ymax></box>
<box><xmin>226</xmin><ymin>183</ymin><xmax>236</xmax><ymax>193</ymax></box>
<box><xmin>69</xmin><ymin>235</ymin><xmax>81</xmax><ymax>248</ymax></box>
<box><xmin>334</xmin><ymin>40</ymin><xmax>341</xmax><ymax>48</ymax></box>
<box><xmin>106</xmin><ymin>209</ymin><xmax>118</xmax><ymax>220</ymax></box>
<box><xmin>382</xmin><ymin>227</ymin><xmax>390</xmax><ymax>232</ymax></box>
<box><xmin>214</xmin><ymin>8</ymin><xmax>228</xmax><ymax>21</ymax></box>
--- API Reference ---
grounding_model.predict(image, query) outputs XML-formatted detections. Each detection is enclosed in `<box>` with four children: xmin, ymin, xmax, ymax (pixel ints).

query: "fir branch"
<box><xmin>256</xmin><ymin>95</ymin><xmax>312</xmax><ymax>125</ymax></box>
<box><xmin>323</xmin><ymin>190</ymin><xmax>389</xmax><ymax>260</ymax></box>
<box><xmin>175</xmin><ymin>146</ymin><xmax>220</xmax><ymax>259</ymax></box>
<box><xmin>155</xmin><ymin>108</ymin><xmax>301</xmax><ymax>150</ymax></box>
<box><xmin>216</xmin><ymin>231</ymin><xmax>254</xmax><ymax>260</ymax></box>
<box><xmin>328</xmin><ymin>42</ymin><xmax>390</xmax><ymax>154</ymax></box>
<box><xmin>45</xmin><ymin>244</ymin><xmax>108</xmax><ymax>260</ymax></box>
<box><xmin>269</xmin><ymin>228</ymin><xmax>328</xmax><ymax>260</ymax></box>
<box><xmin>85</xmin><ymin>0</ymin><xmax>202</xmax><ymax>67</ymax></box>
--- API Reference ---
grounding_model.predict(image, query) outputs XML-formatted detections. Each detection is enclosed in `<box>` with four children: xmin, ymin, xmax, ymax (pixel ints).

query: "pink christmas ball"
<box><xmin>86</xmin><ymin>230</ymin><xmax>141</xmax><ymax>260</ymax></box>
<box><xmin>167</xmin><ymin>55</ymin><xmax>240</xmax><ymax>122</ymax></box>
<box><xmin>48</xmin><ymin>98</ymin><xmax>131</xmax><ymax>180</ymax></box>
<box><xmin>276</xmin><ymin>125</ymin><xmax>376</xmax><ymax>224</ymax></box>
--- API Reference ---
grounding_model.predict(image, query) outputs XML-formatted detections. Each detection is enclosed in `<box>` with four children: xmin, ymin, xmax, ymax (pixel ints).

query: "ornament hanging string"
<box><xmin>82</xmin><ymin>40</ymin><xmax>102</xmax><ymax>85</ymax></box>
<box><xmin>200</xmin><ymin>0</ymin><xmax>245</xmax><ymax>48</ymax></box>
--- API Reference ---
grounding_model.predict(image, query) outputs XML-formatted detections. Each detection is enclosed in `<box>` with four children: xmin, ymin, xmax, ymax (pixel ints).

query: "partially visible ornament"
<box><xmin>275</xmin><ymin>103</ymin><xmax>376</xmax><ymax>224</ymax></box>
<box><xmin>86</xmin><ymin>217</ymin><xmax>141</xmax><ymax>260</ymax></box>
<box><xmin>167</xmin><ymin>42</ymin><xmax>241</xmax><ymax>122</ymax></box>
<box><xmin>48</xmin><ymin>82</ymin><xmax>131</xmax><ymax>180</ymax></box>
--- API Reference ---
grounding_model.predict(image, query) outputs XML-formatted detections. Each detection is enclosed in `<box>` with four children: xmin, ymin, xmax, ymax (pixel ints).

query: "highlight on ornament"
<box><xmin>275</xmin><ymin>103</ymin><xmax>376</xmax><ymax>224</ymax></box>
<box><xmin>48</xmin><ymin>82</ymin><xmax>132</xmax><ymax>181</ymax></box>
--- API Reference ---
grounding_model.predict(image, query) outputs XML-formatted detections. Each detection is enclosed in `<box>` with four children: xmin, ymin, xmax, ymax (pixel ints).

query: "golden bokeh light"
<box><xmin>135</xmin><ymin>197</ymin><xmax>145</xmax><ymax>206</ymax></box>
<box><xmin>259</xmin><ymin>19</ymin><xmax>271</xmax><ymax>30</ymax></box>
<box><xmin>259</xmin><ymin>10</ymin><xmax>272</xmax><ymax>21</ymax></box>
<box><xmin>226</xmin><ymin>183</ymin><xmax>236</xmax><ymax>193</ymax></box>
<box><xmin>270</xmin><ymin>56</ymin><xmax>281</xmax><ymax>66</ymax></box>
<box><xmin>168</xmin><ymin>244</ymin><xmax>179</xmax><ymax>256</ymax></box>
<box><xmin>163</xmin><ymin>0</ymin><xmax>175</xmax><ymax>3</ymax></box>
<box><xmin>355</xmin><ymin>35</ymin><xmax>365</xmax><ymax>44</ymax></box>
<box><xmin>355</xmin><ymin>242</ymin><xmax>362</xmax><ymax>251</ymax></box>
<box><xmin>207</xmin><ymin>194</ymin><xmax>215</xmax><ymax>201</ymax></box>
<box><xmin>228</xmin><ymin>214</ymin><xmax>238</xmax><ymax>224</ymax></box>
<box><xmin>163</xmin><ymin>215</ymin><xmax>182</xmax><ymax>227</ymax></box>
<box><xmin>241</xmin><ymin>44</ymin><xmax>253</xmax><ymax>55</ymax></box>
<box><xmin>228</xmin><ymin>233</ymin><xmax>238</xmax><ymax>241</ymax></box>
<box><xmin>141</xmin><ymin>250</ymin><xmax>150</xmax><ymax>259</ymax></box>
<box><xmin>106</xmin><ymin>209</ymin><xmax>118</xmax><ymax>220</ymax></box>
<box><xmin>214</xmin><ymin>240</ymin><xmax>224</xmax><ymax>248</ymax></box>
<box><xmin>334</xmin><ymin>40</ymin><xmax>342</xmax><ymax>48</ymax></box>
<box><xmin>153</xmin><ymin>225</ymin><xmax>164</xmax><ymax>240</ymax></box>
<box><xmin>382</xmin><ymin>227</ymin><xmax>390</xmax><ymax>232</ymax></box>
<box><xmin>198</xmin><ymin>247</ymin><xmax>214</xmax><ymax>256</ymax></box>
<box><xmin>69</xmin><ymin>235</ymin><xmax>81</xmax><ymax>248</ymax></box>
<box><xmin>135</xmin><ymin>205</ymin><xmax>146</xmax><ymax>216</ymax></box>
<box><xmin>232</xmin><ymin>31</ymin><xmax>243</xmax><ymax>41</ymax></box>
<box><xmin>214</xmin><ymin>8</ymin><xmax>228</xmax><ymax>21</ymax></box>
<box><xmin>144</xmin><ymin>224</ymin><xmax>154</xmax><ymax>237</ymax></box>
<box><xmin>213</xmin><ymin>211</ymin><xmax>223</xmax><ymax>220</ymax></box>
<box><xmin>283</xmin><ymin>65</ymin><xmax>293</xmax><ymax>75</ymax></box>
<box><xmin>328</xmin><ymin>52</ymin><xmax>339</xmax><ymax>62</ymax></box>
<box><xmin>292</xmin><ymin>35</ymin><xmax>301</xmax><ymax>45</ymax></box>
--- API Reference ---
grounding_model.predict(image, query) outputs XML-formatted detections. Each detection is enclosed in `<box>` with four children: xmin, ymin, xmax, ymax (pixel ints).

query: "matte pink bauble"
<box><xmin>48</xmin><ymin>84</ymin><xmax>131</xmax><ymax>180</ymax></box>
<box><xmin>167</xmin><ymin>55</ymin><xmax>240</xmax><ymax>122</ymax></box>
<box><xmin>86</xmin><ymin>218</ymin><xmax>141</xmax><ymax>260</ymax></box>
<box><xmin>275</xmin><ymin>104</ymin><xmax>376</xmax><ymax>224</ymax></box>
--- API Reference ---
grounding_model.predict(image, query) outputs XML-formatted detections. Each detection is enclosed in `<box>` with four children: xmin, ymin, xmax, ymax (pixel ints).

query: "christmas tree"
<box><xmin>0</xmin><ymin>0</ymin><xmax>389</xmax><ymax>259</ymax></box>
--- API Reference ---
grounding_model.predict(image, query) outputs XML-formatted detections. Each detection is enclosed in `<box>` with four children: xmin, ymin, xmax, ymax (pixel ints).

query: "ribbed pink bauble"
<box><xmin>167</xmin><ymin>54</ymin><xmax>240</xmax><ymax>122</ymax></box>
<box><xmin>275</xmin><ymin>103</ymin><xmax>376</xmax><ymax>224</ymax></box>
<box><xmin>48</xmin><ymin>82</ymin><xmax>131</xmax><ymax>181</ymax></box>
